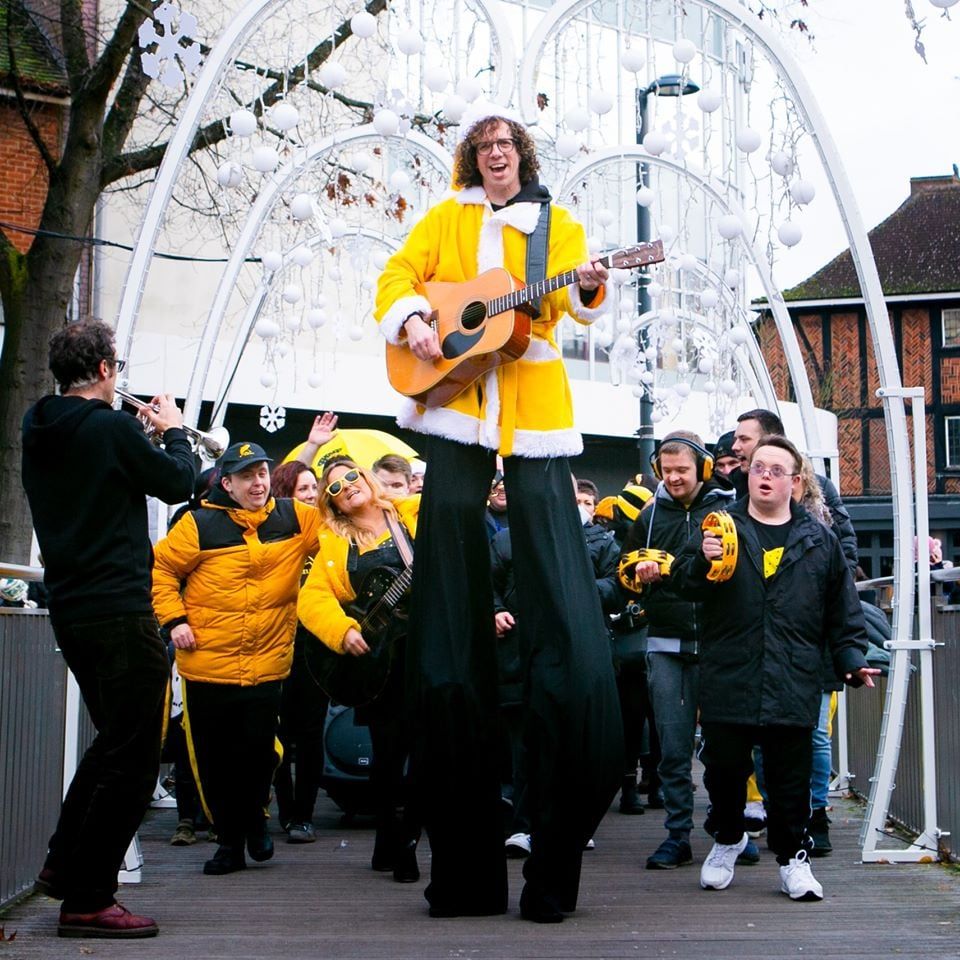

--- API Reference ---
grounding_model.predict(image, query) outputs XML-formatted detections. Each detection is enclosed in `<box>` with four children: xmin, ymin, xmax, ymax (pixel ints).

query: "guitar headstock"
<box><xmin>606</xmin><ymin>240</ymin><xmax>666</xmax><ymax>270</ymax></box>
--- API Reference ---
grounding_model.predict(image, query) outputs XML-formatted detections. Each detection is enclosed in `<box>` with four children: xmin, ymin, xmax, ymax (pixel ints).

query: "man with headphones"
<box><xmin>619</xmin><ymin>430</ymin><xmax>734</xmax><ymax>870</ymax></box>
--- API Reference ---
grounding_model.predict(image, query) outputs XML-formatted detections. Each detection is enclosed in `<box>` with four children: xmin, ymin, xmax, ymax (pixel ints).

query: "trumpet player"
<box><xmin>21</xmin><ymin>318</ymin><xmax>196</xmax><ymax>939</ymax></box>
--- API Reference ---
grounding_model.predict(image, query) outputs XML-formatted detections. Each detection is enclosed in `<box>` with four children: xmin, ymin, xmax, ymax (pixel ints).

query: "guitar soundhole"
<box><xmin>460</xmin><ymin>300</ymin><xmax>487</xmax><ymax>331</ymax></box>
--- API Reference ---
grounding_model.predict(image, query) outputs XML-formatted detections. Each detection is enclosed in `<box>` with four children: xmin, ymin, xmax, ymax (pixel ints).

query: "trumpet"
<box><xmin>115</xmin><ymin>388</ymin><xmax>230</xmax><ymax>460</ymax></box>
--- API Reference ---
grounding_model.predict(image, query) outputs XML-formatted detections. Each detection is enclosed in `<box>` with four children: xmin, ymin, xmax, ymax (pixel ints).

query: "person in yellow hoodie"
<box><xmin>374</xmin><ymin>102</ymin><xmax>623</xmax><ymax>923</ymax></box>
<box><xmin>152</xmin><ymin>441</ymin><xmax>320</xmax><ymax>876</ymax></box>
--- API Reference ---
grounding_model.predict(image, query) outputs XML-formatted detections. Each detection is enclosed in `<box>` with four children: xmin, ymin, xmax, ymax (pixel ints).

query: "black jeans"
<box><xmin>47</xmin><ymin>613</ymin><xmax>169</xmax><ymax>913</ymax></box>
<box><xmin>700</xmin><ymin>721</ymin><xmax>813</xmax><ymax>865</ymax></box>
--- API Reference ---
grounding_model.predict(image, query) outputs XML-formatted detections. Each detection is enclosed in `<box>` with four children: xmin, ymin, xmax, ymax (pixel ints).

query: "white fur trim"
<box><xmin>477</xmin><ymin>218</ymin><xmax>505</xmax><ymax>273</ymax></box>
<box><xmin>491</xmin><ymin>202</ymin><xmax>541</xmax><ymax>235</ymax></box>
<box><xmin>480</xmin><ymin>369</ymin><xmax>501</xmax><ymax>448</ymax></box>
<box><xmin>507</xmin><ymin>426</ymin><xmax>584</xmax><ymax>459</ymax></box>
<box><xmin>455</xmin><ymin>186</ymin><xmax>487</xmax><ymax>206</ymax></box>
<box><xmin>521</xmin><ymin>339</ymin><xmax>560</xmax><ymax>362</ymax></box>
<box><xmin>569</xmin><ymin>279</ymin><xmax>611</xmax><ymax>324</ymax></box>
<box><xmin>397</xmin><ymin>401</ymin><xmax>494</xmax><ymax>450</ymax></box>
<box><xmin>380</xmin><ymin>295</ymin><xmax>433</xmax><ymax>345</ymax></box>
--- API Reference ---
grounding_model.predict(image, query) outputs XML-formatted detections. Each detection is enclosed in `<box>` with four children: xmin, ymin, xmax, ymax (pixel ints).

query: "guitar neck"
<box><xmin>489</xmin><ymin>255</ymin><xmax>611</xmax><ymax>318</ymax></box>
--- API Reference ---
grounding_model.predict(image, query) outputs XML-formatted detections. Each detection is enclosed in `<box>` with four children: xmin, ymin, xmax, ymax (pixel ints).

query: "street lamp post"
<box><xmin>635</xmin><ymin>73</ymin><xmax>699</xmax><ymax>471</ymax></box>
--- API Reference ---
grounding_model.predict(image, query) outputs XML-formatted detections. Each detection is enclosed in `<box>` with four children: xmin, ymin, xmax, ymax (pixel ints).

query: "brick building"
<box><xmin>756</xmin><ymin>172</ymin><xmax>960</xmax><ymax>577</ymax></box>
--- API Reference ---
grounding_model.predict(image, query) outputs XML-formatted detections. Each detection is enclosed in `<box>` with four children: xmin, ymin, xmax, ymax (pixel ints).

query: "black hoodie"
<box><xmin>21</xmin><ymin>395</ymin><xmax>196</xmax><ymax>623</ymax></box>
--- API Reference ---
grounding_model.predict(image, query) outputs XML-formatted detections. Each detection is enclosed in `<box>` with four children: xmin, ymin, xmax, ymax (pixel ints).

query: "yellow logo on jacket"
<box><xmin>763</xmin><ymin>547</ymin><xmax>784</xmax><ymax>579</ymax></box>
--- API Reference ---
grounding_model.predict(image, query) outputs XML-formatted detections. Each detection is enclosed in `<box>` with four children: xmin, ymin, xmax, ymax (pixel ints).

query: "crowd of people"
<box><xmin>19</xmin><ymin>101</ymin><xmax>887</xmax><ymax>940</ymax></box>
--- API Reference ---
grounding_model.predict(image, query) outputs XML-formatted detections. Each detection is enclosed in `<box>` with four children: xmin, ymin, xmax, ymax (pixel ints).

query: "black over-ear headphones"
<box><xmin>649</xmin><ymin>437</ymin><xmax>715</xmax><ymax>483</ymax></box>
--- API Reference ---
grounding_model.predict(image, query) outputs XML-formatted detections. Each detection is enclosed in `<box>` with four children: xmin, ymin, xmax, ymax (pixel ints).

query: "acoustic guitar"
<box><xmin>385</xmin><ymin>240</ymin><xmax>665</xmax><ymax>408</ymax></box>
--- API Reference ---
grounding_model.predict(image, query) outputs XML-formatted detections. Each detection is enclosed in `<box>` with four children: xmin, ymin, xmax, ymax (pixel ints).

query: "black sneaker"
<box><xmin>246</xmin><ymin>824</ymin><xmax>274</xmax><ymax>862</ymax></box>
<box><xmin>646</xmin><ymin>837</ymin><xmax>693</xmax><ymax>870</ymax></box>
<box><xmin>808</xmin><ymin>808</ymin><xmax>833</xmax><ymax>857</ymax></box>
<box><xmin>203</xmin><ymin>845</ymin><xmax>246</xmax><ymax>875</ymax></box>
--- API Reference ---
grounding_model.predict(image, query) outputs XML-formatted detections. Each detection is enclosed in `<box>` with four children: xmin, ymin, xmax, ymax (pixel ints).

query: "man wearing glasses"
<box><xmin>375</xmin><ymin>103</ymin><xmax>621</xmax><ymax>923</ymax></box>
<box><xmin>22</xmin><ymin>319</ymin><xmax>195</xmax><ymax>938</ymax></box>
<box><xmin>670</xmin><ymin>435</ymin><xmax>877</xmax><ymax>903</ymax></box>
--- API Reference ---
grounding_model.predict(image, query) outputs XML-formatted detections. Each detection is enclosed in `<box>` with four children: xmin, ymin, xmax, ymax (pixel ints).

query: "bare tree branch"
<box><xmin>81</xmin><ymin>0</ymin><xmax>152</xmax><ymax>107</ymax></box>
<box><xmin>59</xmin><ymin>0</ymin><xmax>91</xmax><ymax>85</ymax></box>
<box><xmin>102</xmin><ymin>43</ymin><xmax>153</xmax><ymax>160</ymax></box>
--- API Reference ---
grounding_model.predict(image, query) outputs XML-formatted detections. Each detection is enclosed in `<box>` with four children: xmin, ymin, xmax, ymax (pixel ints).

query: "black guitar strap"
<box><xmin>345</xmin><ymin>513</ymin><xmax>412</xmax><ymax>571</ymax></box>
<box><xmin>524</xmin><ymin>203</ymin><xmax>552</xmax><ymax>320</ymax></box>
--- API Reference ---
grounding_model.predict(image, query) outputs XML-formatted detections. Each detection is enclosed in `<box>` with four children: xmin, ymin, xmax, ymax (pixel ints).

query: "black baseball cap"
<box><xmin>218</xmin><ymin>441</ymin><xmax>273</xmax><ymax>475</ymax></box>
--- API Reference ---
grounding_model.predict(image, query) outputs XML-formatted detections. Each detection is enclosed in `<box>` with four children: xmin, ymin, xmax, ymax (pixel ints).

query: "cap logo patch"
<box><xmin>238</xmin><ymin>443</ymin><xmax>253</xmax><ymax>458</ymax></box>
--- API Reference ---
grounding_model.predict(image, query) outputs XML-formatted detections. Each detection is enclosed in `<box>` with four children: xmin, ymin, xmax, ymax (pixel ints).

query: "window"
<box><xmin>943</xmin><ymin>308</ymin><xmax>960</xmax><ymax>347</ymax></box>
<box><xmin>947</xmin><ymin>417</ymin><xmax>960</xmax><ymax>468</ymax></box>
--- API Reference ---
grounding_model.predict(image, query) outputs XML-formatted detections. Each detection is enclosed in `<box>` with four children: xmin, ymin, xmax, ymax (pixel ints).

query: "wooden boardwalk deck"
<box><xmin>3</xmin><ymin>767</ymin><xmax>958</xmax><ymax>960</ymax></box>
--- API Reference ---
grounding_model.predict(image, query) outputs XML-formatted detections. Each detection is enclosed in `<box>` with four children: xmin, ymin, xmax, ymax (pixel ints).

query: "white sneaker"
<box><xmin>584</xmin><ymin>837</ymin><xmax>596</xmax><ymax>850</ymax></box>
<box><xmin>700</xmin><ymin>833</ymin><xmax>748</xmax><ymax>890</ymax></box>
<box><xmin>779</xmin><ymin>849</ymin><xmax>824</xmax><ymax>901</ymax></box>
<box><xmin>505</xmin><ymin>832</ymin><xmax>531</xmax><ymax>858</ymax></box>
<box><xmin>743</xmin><ymin>800</ymin><xmax>767</xmax><ymax>837</ymax></box>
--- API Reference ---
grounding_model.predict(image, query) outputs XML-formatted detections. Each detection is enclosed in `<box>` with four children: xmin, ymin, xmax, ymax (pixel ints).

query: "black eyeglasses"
<box><xmin>475</xmin><ymin>138</ymin><xmax>516</xmax><ymax>155</ymax></box>
<box><xmin>325</xmin><ymin>468</ymin><xmax>361</xmax><ymax>498</ymax></box>
<box><xmin>108</xmin><ymin>357</ymin><xmax>126</xmax><ymax>373</ymax></box>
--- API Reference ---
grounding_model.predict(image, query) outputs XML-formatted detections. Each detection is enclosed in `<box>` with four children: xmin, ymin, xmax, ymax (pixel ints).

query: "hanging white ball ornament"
<box><xmin>640</xmin><ymin>370</ymin><xmax>655</xmax><ymax>384</ymax></box>
<box><xmin>789</xmin><ymin>179</ymin><xmax>816</xmax><ymax>205</ymax></box>
<box><xmin>929</xmin><ymin>0</ymin><xmax>958</xmax><ymax>9</ymax></box>
<box><xmin>778</xmin><ymin>220</ymin><xmax>803</xmax><ymax>247</ymax></box>
<box><xmin>314</xmin><ymin>295</ymin><xmax>328</xmax><ymax>309</ymax></box>
<box><xmin>318</xmin><ymin>61</ymin><xmax>346</xmax><ymax>90</ymax></box>
<box><xmin>626</xmin><ymin>366</ymin><xmax>642</xmax><ymax>382</ymax></box>
<box><xmin>736</xmin><ymin>128</ymin><xmax>762</xmax><ymax>153</ymax></box>
<box><xmin>659</xmin><ymin>224</ymin><xmax>676</xmax><ymax>245</ymax></box>
<box><xmin>306</xmin><ymin>309</ymin><xmax>327</xmax><ymax>329</ymax></box>
<box><xmin>442</xmin><ymin>94</ymin><xmax>467</xmax><ymax>122</ymax></box>
<box><xmin>228</xmin><ymin>109</ymin><xmax>257</xmax><ymax>137</ymax></box>
<box><xmin>647</xmin><ymin>281</ymin><xmax>663</xmax><ymax>299</ymax></box>
<box><xmin>717</xmin><ymin>214</ymin><xmax>742</xmax><ymax>240</ymax></box>
<box><xmin>635</xmin><ymin>186</ymin><xmax>655</xmax><ymax>207</ymax></box>
<box><xmin>350</xmin><ymin>11</ymin><xmax>376</xmax><ymax>38</ymax></box>
<box><xmin>671</xmin><ymin>337</ymin><xmax>685</xmax><ymax>354</ymax></box>
<box><xmin>260</xmin><ymin>371</ymin><xmax>277</xmax><ymax>388</ymax></box>
<box><xmin>255</xmin><ymin>318</ymin><xmax>280</xmax><ymax>339</ymax></box>
<box><xmin>352</xmin><ymin>151</ymin><xmax>372</xmax><ymax>173</ymax></box>
<box><xmin>216</xmin><ymin>160</ymin><xmax>243</xmax><ymax>188</ymax></box>
<box><xmin>396</xmin><ymin>28</ymin><xmax>424</xmax><ymax>56</ymax></box>
<box><xmin>289</xmin><ymin>194</ymin><xmax>315</xmax><ymax>221</ymax></box>
<box><xmin>698</xmin><ymin>356</ymin><xmax>715</xmax><ymax>374</ymax></box>
<box><xmin>643</xmin><ymin>131</ymin><xmax>668</xmax><ymax>156</ymax></box>
<box><xmin>328</xmin><ymin>265</ymin><xmax>343</xmax><ymax>282</ymax></box>
<box><xmin>588</xmin><ymin>90</ymin><xmax>614</xmax><ymax>115</ymax></box>
<box><xmin>372</xmin><ymin>109</ymin><xmax>399</xmax><ymax>136</ymax></box>
<box><xmin>728</xmin><ymin>326</ymin><xmax>750</xmax><ymax>346</ymax></box>
<box><xmin>455</xmin><ymin>77</ymin><xmax>482</xmax><ymax>102</ymax></box>
<box><xmin>651</xmin><ymin>410</ymin><xmax>664</xmax><ymax>424</ymax></box>
<box><xmin>564</xmin><ymin>107</ymin><xmax>590</xmax><ymax>132</ymax></box>
<box><xmin>595</xmin><ymin>208</ymin><xmax>615</xmax><ymax>228</ymax></box>
<box><xmin>276</xmin><ymin>342</ymin><xmax>291</xmax><ymax>358</ymax></box>
<box><xmin>770</xmin><ymin>151</ymin><xmax>794</xmax><ymax>177</ymax></box>
<box><xmin>703</xmin><ymin>380</ymin><xmax>717</xmax><ymax>394</ymax></box>
<box><xmin>282</xmin><ymin>285</ymin><xmax>303</xmax><ymax>304</ymax></box>
<box><xmin>349</xmin><ymin>326</ymin><xmax>364</xmax><ymax>341</ymax></box>
<box><xmin>675</xmin><ymin>382</ymin><xmax>692</xmax><ymax>398</ymax></box>
<box><xmin>644</xmin><ymin>346</ymin><xmax>659</xmax><ymax>362</ymax></box>
<box><xmin>251</xmin><ymin>146</ymin><xmax>280</xmax><ymax>173</ymax></box>
<box><xmin>261</xmin><ymin>251</ymin><xmax>283</xmax><ymax>272</ymax></box>
<box><xmin>388</xmin><ymin>170</ymin><xmax>411</xmax><ymax>191</ymax></box>
<box><xmin>720</xmin><ymin>378</ymin><xmax>738</xmax><ymax>396</ymax></box>
<box><xmin>308</xmin><ymin>373</ymin><xmax>322</xmax><ymax>388</ymax></box>
<box><xmin>284</xmin><ymin>313</ymin><xmax>301</xmax><ymax>332</ymax></box>
<box><xmin>632</xmin><ymin>385</ymin><xmax>645</xmax><ymax>398</ymax></box>
<box><xmin>699</xmin><ymin>289</ymin><xmax>719</xmax><ymax>310</ymax></box>
<box><xmin>269</xmin><ymin>102</ymin><xmax>299</xmax><ymax>132</ymax></box>
<box><xmin>555</xmin><ymin>134</ymin><xmax>581</xmax><ymax>159</ymax></box>
<box><xmin>697</xmin><ymin>89</ymin><xmax>722</xmax><ymax>113</ymax></box>
<box><xmin>587</xmin><ymin>236</ymin><xmax>603</xmax><ymax>256</ymax></box>
<box><xmin>329</xmin><ymin>218</ymin><xmax>348</xmax><ymax>239</ymax></box>
<box><xmin>424</xmin><ymin>66</ymin><xmax>449</xmax><ymax>93</ymax></box>
<box><xmin>672</xmin><ymin>39</ymin><xmax>697</xmax><ymax>64</ymax></box>
<box><xmin>291</xmin><ymin>246</ymin><xmax>314</xmax><ymax>268</ymax></box>
<box><xmin>724</xmin><ymin>268</ymin><xmax>740</xmax><ymax>288</ymax></box>
<box><xmin>679</xmin><ymin>253</ymin><xmax>698</xmax><ymax>272</ymax></box>
<box><xmin>371</xmin><ymin>249</ymin><xmax>390</xmax><ymax>270</ymax></box>
<box><xmin>620</xmin><ymin>47</ymin><xmax>645</xmax><ymax>72</ymax></box>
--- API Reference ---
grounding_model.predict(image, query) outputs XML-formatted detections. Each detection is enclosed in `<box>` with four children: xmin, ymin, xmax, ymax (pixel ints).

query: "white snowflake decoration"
<box><xmin>259</xmin><ymin>404</ymin><xmax>287</xmax><ymax>433</ymax></box>
<box><xmin>139</xmin><ymin>2</ymin><xmax>202</xmax><ymax>89</ymax></box>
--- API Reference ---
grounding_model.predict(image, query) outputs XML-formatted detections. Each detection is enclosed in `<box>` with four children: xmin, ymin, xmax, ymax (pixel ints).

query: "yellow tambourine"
<box><xmin>618</xmin><ymin>548</ymin><xmax>675</xmax><ymax>593</ymax></box>
<box><xmin>701</xmin><ymin>511</ymin><xmax>738</xmax><ymax>582</ymax></box>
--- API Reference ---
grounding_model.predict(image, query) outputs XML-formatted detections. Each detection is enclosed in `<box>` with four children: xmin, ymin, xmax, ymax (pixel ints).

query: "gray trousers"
<box><xmin>646</xmin><ymin>652</ymin><xmax>699</xmax><ymax>838</ymax></box>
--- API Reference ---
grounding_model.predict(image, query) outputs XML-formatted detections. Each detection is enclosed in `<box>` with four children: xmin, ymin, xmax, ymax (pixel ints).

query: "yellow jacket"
<box><xmin>297</xmin><ymin>497</ymin><xmax>419</xmax><ymax>654</ymax></box>
<box><xmin>153</xmin><ymin>496</ymin><xmax>320</xmax><ymax>685</ymax></box>
<box><xmin>375</xmin><ymin>186</ymin><xmax>607</xmax><ymax>458</ymax></box>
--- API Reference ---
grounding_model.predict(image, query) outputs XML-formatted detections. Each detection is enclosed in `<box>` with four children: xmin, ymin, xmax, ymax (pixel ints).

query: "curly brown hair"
<box><xmin>453</xmin><ymin>118</ymin><xmax>540</xmax><ymax>190</ymax></box>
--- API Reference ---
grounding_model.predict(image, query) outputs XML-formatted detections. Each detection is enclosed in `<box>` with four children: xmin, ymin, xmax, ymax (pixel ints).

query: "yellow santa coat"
<box><xmin>374</xmin><ymin>186</ymin><xmax>607</xmax><ymax>458</ymax></box>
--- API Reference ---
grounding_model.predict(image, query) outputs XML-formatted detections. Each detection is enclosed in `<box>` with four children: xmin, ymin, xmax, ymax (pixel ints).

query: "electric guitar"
<box><xmin>385</xmin><ymin>240</ymin><xmax>665</xmax><ymax>408</ymax></box>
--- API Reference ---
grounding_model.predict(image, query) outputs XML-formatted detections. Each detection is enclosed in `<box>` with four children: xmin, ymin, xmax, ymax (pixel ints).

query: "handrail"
<box><xmin>0</xmin><ymin>562</ymin><xmax>43</xmax><ymax>582</ymax></box>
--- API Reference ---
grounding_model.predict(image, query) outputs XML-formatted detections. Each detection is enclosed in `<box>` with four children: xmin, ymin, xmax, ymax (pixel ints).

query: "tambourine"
<box><xmin>618</xmin><ymin>548</ymin><xmax>675</xmax><ymax>593</ymax></box>
<box><xmin>701</xmin><ymin>511</ymin><xmax>738</xmax><ymax>582</ymax></box>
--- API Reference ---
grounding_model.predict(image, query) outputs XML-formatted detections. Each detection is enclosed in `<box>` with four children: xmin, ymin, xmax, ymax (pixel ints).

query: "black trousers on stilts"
<box><xmin>408</xmin><ymin>437</ymin><xmax>622</xmax><ymax>915</ymax></box>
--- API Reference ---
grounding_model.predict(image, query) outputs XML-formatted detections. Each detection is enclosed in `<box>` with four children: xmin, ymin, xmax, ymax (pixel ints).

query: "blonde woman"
<box><xmin>298</xmin><ymin>458</ymin><xmax>421</xmax><ymax>882</ymax></box>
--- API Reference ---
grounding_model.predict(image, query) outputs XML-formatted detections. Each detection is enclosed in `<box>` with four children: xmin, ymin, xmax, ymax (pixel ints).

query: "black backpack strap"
<box><xmin>524</xmin><ymin>203</ymin><xmax>552</xmax><ymax>320</ymax></box>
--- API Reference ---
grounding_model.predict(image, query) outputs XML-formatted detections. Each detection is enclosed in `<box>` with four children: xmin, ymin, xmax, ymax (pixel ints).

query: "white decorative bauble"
<box><xmin>308</xmin><ymin>372</ymin><xmax>322</xmax><ymax>388</ymax></box>
<box><xmin>720</xmin><ymin>378</ymin><xmax>738</xmax><ymax>396</ymax></box>
<box><xmin>778</xmin><ymin>220</ymin><xmax>803</xmax><ymax>247</ymax></box>
<box><xmin>679</xmin><ymin>253</ymin><xmax>698</xmax><ymax>272</ymax></box>
<box><xmin>677</xmin><ymin>361</ymin><xmax>690</xmax><ymax>375</ymax></box>
<box><xmin>588</xmin><ymin>90</ymin><xmax>614</xmax><ymax>115</ymax></box>
<box><xmin>216</xmin><ymin>160</ymin><xmax>243</xmax><ymax>188</ymax></box>
<box><xmin>424</xmin><ymin>65</ymin><xmax>449</xmax><ymax>93</ymax></box>
<box><xmin>229</xmin><ymin>109</ymin><xmax>257</xmax><ymax>137</ymax></box>
<box><xmin>597</xmin><ymin>330</ymin><xmax>614</xmax><ymax>348</ymax></box>
<box><xmin>616</xmin><ymin>318</ymin><xmax>632</xmax><ymax>334</ymax></box>
<box><xmin>587</xmin><ymin>236</ymin><xmax>602</xmax><ymax>255</ymax></box>
<box><xmin>699</xmin><ymin>289</ymin><xmax>719</xmax><ymax>309</ymax></box>
<box><xmin>360</xmin><ymin>277</ymin><xmax>374</xmax><ymax>292</ymax></box>
<box><xmin>595</xmin><ymin>208</ymin><xmax>615</xmax><ymax>228</ymax></box>
<box><xmin>318</xmin><ymin>61</ymin><xmax>346</xmax><ymax>90</ymax></box>
<box><xmin>255</xmin><ymin>318</ymin><xmax>280</xmax><ymax>339</ymax></box>
<box><xmin>703</xmin><ymin>380</ymin><xmax>717</xmax><ymax>394</ymax></box>
<box><xmin>348</xmin><ymin>325</ymin><xmax>364</xmax><ymax>341</ymax></box>
<box><xmin>789</xmin><ymin>179</ymin><xmax>816</xmax><ymax>205</ymax></box>
<box><xmin>284</xmin><ymin>313</ymin><xmax>301</xmax><ymax>332</ymax></box>
<box><xmin>564</xmin><ymin>106</ymin><xmax>590</xmax><ymax>132</ymax></box>
<box><xmin>647</xmin><ymin>281</ymin><xmax>663</xmax><ymax>298</ymax></box>
<box><xmin>388</xmin><ymin>170</ymin><xmax>411</xmax><ymax>192</ymax></box>
<box><xmin>736</xmin><ymin>128</ymin><xmax>762</xmax><ymax>153</ymax></box>
<box><xmin>770</xmin><ymin>150</ymin><xmax>794</xmax><ymax>177</ymax></box>
<box><xmin>724</xmin><ymin>268</ymin><xmax>740</xmax><ymax>288</ymax></box>
<box><xmin>929</xmin><ymin>0</ymin><xmax>958</xmax><ymax>9</ymax></box>
<box><xmin>269</xmin><ymin>102</ymin><xmax>299</xmax><ymax>131</ymax></box>
<box><xmin>659</xmin><ymin>310</ymin><xmax>677</xmax><ymax>329</ymax></box>
<box><xmin>697</xmin><ymin>88</ymin><xmax>722</xmax><ymax>113</ymax></box>
<box><xmin>556</xmin><ymin>133</ymin><xmax>581</xmax><ymax>159</ymax></box>
<box><xmin>611</xmin><ymin>268</ymin><xmax>632</xmax><ymax>286</ymax></box>
<box><xmin>659</xmin><ymin>224</ymin><xmax>676</xmax><ymax>244</ymax></box>
<box><xmin>306</xmin><ymin>309</ymin><xmax>327</xmax><ymax>329</ymax></box>
<box><xmin>251</xmin><ymin>146</ymin><xmax>280</xmax><ymax>173</ymax></box>
<box><xmin>635</xmin><ymin>186</ymin><xmax>655</xmax><ymax>207</ymax></box>
<box><xmin>282</xmin><ymin>284</ymin><xmax>302</xmax><ymax>304</ymax></box>
<box><xmin>291</xmin><ymin>245</ymin><xmax>314</xmax><ymax>267</ymax></box>
<box><xmin>329</xmin><ymin>218</ymin><xmax>348</xmax><ymax>238</ymax></box>
<box><xmin>671</xmin><ymin>337</ymin><xmax>685</xmax><ymax>354</ymax></box>
<box><xmin>350</xmin><ymin>11</ymin><xmax>376</xmax><ymax>37</ymax></box>
<box><xmin>717</xmin><ymin>214</ymin><xmax>742</xmax><ymax>240</ymax></box>
<box><xmin>632</xmin><ymin>385</ymin><xmax>645</xmax><ymax>398</ymax></box>
<box><xmin>675</xmin><ymin>382</ymin><xmax>691</xmax><ymax>398</ymax></box>
<box><xmin>276</xmin><ymin>342</ymin><xmax>290</xmax><ymax>358</ymax></box>
<box><xmin>643</xmin><ymin>130</ymin><xmax>668</xmax><ymax>156</ymax></box>
<box><xmin>372</xmin><ymin>109</ymin><xmax>399</xmax><ymax>136</ymax></box>
<box><xmin>672</xmin><ymin>39</ymin><xmax>697</xmax><ymax>64</ymax></box>
<box><xmin>261</xmin><ymin>250</ymin><xmax>283</xmax><ymax>272</ymax></box>
<box><xmin>289</xmin><ymin>193</ymin><xmax>315</xmax><ymax>221</ymax></box>
<box><xmin>260</xmin><ymin>371</ymin><xmax>277</xmax><ymax>388</ymax></box>
<box><xmin>314</xmin><ymin>294</ymin><xmax>328</xmax><ymax>309</ymax></box>
<box><xmin>640</xmin><ymin>370</ymin><xmax>655</xmax><ymax>384</ymax></box>
<box><xmin>352</xmin><ymin>151</ymin><xmax>373</xmax><ymax>173</ymax></box>
<box><xmin>371</xmin><ymin>249</ymin><xmax>390</xmax><ymax>270</ymax></box>
<box><xmin>396</xmin><ymin>27</ymin><xmax>424</xmax><ymax>55</ymax></box>
<box><xmin>620</xmin><ymin>46</ymin><xmax>645</xmax><ymax>71</ymax></box>
<box><xmin>698</xmin><ymin>356</ymin><xmax>715</xmax><ymax>374</ymax></box>
<box><xmin>644</xmin><ymin>346</ymin><xmax>658</xmax><ymax>361</ymax></box>
<box><xmin>455</xmin><ymin>77</ymin><xmax>482</xmax><ymax>102</ymax></box>
<box><xmin>328</xmin><ymin>265</ymin><xmax>343</xmax><ymax>282</ymax></box>
<box><xmin>650</xmin><ymin>410</ymin><xmax>664</xmax><ymax>424</ymax></box>
<box><xmin>442</xmin><ymin>94</ymin><xmax>467</xmax><ymax>122</ymax></box>
<box><xmin>728</xmin><ymin>326</ymin><xmax>750</xmax><ymax>345</ymax></box>
<box><xmin>626</xmin><ymin>366</ymin><xmax>642</xmax><ymax>382</ymax></box>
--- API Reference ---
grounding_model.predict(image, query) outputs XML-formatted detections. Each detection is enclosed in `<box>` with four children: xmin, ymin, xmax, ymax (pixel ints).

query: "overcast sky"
<box><xmin>775</xmin><ymin>0</ymin><xmax>960</xmax><ymax>287</ymax></box>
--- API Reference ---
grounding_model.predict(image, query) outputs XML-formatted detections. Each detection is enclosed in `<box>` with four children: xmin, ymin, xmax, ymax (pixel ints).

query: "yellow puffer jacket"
<box><xmin>375</xmin><ymin>186</ymin><xmax>608</xmax><ymax>458</ymax></box>
<box><xmin>298</xmin><ymin>497</ymin><xmax>419</xmax><ymax>654</ymax></box>
<box><xmin>153</xmin><ymin>496</ymin><xmax>320</xmax><ymax>685</ymax></box>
